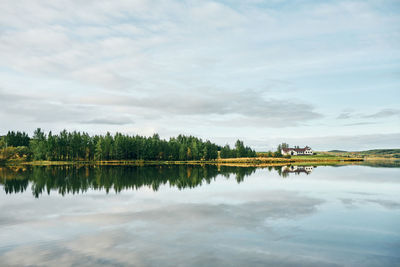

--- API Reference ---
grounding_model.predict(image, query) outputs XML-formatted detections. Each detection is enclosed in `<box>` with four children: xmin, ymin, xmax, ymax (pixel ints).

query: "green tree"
<box><xmin>275</xmin><ymin>144</ymin><xmax>283</xmax><ymax>157</ymax></box>
<box><xmin>95</xmin><ymin>137</ymin><xmax>104</xmax><ymax>160</ymax></box>
<box><xmin>235</xmin><ymin>140</ymin><xmax>245</xmax><ymax>157</ymax></box>
<box><xmin>30</xmin><ymin>128</ymin><xmax>47</xmax><ymax>160</ymax></box>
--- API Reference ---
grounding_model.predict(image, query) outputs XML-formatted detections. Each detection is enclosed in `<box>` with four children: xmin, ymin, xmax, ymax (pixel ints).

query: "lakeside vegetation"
<box><xmin>214</xmin><ymin>155</ymin><xmax>362</xmax><ymax>167</ymax></box>
<box><xmin>322</xmin><ymin>149</ymin><xmax>400</xmax><ymax>160</ymax></box>
<box><xmin>2</xmin><ymin>159</ymin><xmax>399</xmax><ymax>198</ymax></box>
<box><xmin>5</xmin><ymin>129</ymin><xmax>397</xmax><ymax>167</ymax></box>
<box><xmin>0</xmin><ymin>162</ymin><xmax>361</xmax><ymax>198</ymax></box>
<box><xmin>0</xmin><ymin>129</ymin><xmax>256</xmax><ymax>164</ymax></box>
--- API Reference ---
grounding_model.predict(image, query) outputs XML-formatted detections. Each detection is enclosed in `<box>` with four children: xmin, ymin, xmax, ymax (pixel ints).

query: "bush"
<box><xmin>0</xmin><ymin>146</ymin><xmax>31</xmax><ymax>161</ymax></box>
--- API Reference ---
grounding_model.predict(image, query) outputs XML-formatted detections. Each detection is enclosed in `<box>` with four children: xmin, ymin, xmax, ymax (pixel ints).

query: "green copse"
<box><xmin>1</xmin><ymin>129</ymin><xmax>256</xmax><ymax>162</ymax></box>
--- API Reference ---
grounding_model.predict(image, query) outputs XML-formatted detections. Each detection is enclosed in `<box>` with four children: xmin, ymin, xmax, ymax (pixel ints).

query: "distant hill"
<box><xmin>327</xmin><ymin>149</ymin><xmax>400</xmax><ymax>159</ymax></box>
<box><xmin>359</xmin><ymin>149</ymin><xmax>400</xmax><ymax>154</ymax></box>
<box><xmin>357</xmin><ymin>149</ymin><xmax>400</xmax><ymax>158</ymax></box>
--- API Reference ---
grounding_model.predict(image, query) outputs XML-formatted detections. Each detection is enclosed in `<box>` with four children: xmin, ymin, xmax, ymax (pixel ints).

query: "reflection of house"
<box><xmin>281</xmin><ymin>165</ymin><xmax>314</xmax><ymax>175</ymax></box>
<box><xmin>281</xmin><ymin>146</ymin><xmax>313</xmax><ymax>156</ymax></box>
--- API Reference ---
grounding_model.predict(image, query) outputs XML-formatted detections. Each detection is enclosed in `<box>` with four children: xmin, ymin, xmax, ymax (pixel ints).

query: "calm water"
<box><xmin>0</xmin><ymin>164</ymin><xmax>399</xmax><ymax>266</ymax></box>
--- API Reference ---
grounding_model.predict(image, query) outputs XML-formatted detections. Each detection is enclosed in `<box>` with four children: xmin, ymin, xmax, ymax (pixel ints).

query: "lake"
<box><xmin>0</xmin><ymin>164</ymin><xmax>399</xmax><ymax>266</ymax></box>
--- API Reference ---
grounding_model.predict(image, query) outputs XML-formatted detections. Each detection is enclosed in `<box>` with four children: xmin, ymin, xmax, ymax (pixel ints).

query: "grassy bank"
<box><xmin>215</xmin><ymin>155</ymin><xmax>362</xmax><ymax>167</ymax></box>
<box><xmin>3</xmin><ymin>155</ymin><xmax>363</xmax><ymax>167</ymax></box>
<box><xmin>321</xmin><ymin>149</ymin><xmax>400</xmax><ymax>159</ymax></box>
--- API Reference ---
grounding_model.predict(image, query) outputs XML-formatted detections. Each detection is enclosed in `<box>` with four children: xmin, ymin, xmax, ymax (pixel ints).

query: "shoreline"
<box><xmin>2</xmin><ymin>156</ymin><xmax>364</xmax><ymax>167</ymax></box>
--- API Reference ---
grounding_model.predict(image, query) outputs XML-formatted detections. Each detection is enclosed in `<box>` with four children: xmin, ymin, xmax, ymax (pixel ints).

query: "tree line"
<box><xmin>0</xmin><ymin>129</ymin><xmax>256</xmax><ymax>161</ymax></box>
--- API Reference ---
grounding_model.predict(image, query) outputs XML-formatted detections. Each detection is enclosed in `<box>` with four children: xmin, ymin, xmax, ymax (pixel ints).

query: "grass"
<box><xmin>8</xmin><ymin>160</ymin><xmax>216</xmax><ymax>166</ymax></box>
<box><xmin>3</xmin><ymin>154</ymin><xmax>363</xmax><ymax>167</ymax></box>
<box><xmin>320</xmin><ymin>149</ymin><xmax>400</xmax><ymax>160</ymax></box>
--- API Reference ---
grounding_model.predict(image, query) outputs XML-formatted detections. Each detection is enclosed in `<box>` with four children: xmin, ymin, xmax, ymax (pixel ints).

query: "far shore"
<box><xmin>2</xmin><ymin>155</ymin><xmax>364</xmax><ymax>167</ymax></box>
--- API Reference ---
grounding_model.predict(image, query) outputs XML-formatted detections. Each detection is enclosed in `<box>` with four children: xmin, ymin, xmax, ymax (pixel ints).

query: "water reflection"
<box><xmin>0</xmin><ymin>164</ymin><xmax>399</xmax><ymax>266</ymax></box>
<box><xmin>281</xmin><ymin>165</ymin><xmax>313</xmax><ymax>176</ymax></box>
<box><xmin>0</xmin><ymin>165</ymin><xmax>322</xmax><ymax>197</ymax></box>
<box><xmin>0</xmin><ymin>165</ymin><xmax>260</xmax><ymax>197</ymax></box>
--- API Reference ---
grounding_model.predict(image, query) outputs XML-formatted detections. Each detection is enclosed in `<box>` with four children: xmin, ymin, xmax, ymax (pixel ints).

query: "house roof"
<box><xmin>282</xmin><ymin>146</ymin><xmax>311</xmax><ymax>153</ymax></box>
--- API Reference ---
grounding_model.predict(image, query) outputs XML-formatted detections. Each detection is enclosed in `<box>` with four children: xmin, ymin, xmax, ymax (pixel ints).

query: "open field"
<box><xmin>216</xmin><ymin>156</ymin><xmax>362</xmax><ymax>165</ymax></box>
<box><xmin>320</xmin><ymin>149</ymin><xmax>400</xmax><ymax>159</ymax></box>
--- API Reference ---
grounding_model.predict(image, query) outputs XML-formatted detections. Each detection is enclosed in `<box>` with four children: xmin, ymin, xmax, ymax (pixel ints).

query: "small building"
<box><xmin>281</xmin><ymin>146</ymin><xmax>313</xmax><ymax>156</ymax></box>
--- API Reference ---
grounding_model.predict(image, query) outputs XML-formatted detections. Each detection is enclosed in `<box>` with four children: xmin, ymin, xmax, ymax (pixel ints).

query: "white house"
<box><xmin>281</xmin><ymin>146</ymin><xmax>313</xmax><ymax>156</ymax></box>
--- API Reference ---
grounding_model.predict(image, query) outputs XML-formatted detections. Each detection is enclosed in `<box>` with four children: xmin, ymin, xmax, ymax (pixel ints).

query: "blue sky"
<box><xmin>0</xmin><ymin>0</ymin><xmax>399</xmax><ymax>151</ymax></box>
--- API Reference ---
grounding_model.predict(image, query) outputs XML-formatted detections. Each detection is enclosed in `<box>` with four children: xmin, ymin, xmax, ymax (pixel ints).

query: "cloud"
<box><xmin>248</xmin><ymin>132</ymin><xmax>400</xmax><ymax>151</ymax></box>
<box><xmin>0</xmin><ymin>0</ymin><xmax>399</xmax><ymax>147</ymax></box>
<box><xmin>0</xmin><ymin>86</ymin><xmax>321</xmax><ymax>130</ymax></box>
<box><xmin>313</xmin><ymin>133</ymin><xmax>400</xmax><ymax>151</ymax></box>
<box><xmin>0</xmin><ymin>89</ymin><xmax>91</xmax><ymax>123</ymax></box>
<box><xmin>81</xmin><ymin>118</ymin><xmax>134</xmax><ymax>125</ymax></box>
<box><xmin>0</xmin><ymin>89</ymin><xmax>133</xmax><ymax>130</ymax></box>
<box><xmin>78</xmin><ymin>90</ymin><xmax>323</xmax><ymax>127</ymax></box>
<box><xmin>337</xmin><ymin>112</ymin><xmax>352</xmax><ymax>119</ymax></box>
<box><xmin>1</xmin><ymin>0</ymin><xmax>399</xmax><ymax>93</ymax></box>
<box><xmin>364</xmin><ymin>109</ymin><xmax>400</xmax><ymax>119</ymax></box>
<box><xmin>343</xmin><ymin>122</ymin><xmax>376</xmax><ymax>126</ymax></box>
<box><xmin>336</xmin><ymin>108</ymin><xmax>400</xmax><ymax>126</ymax></box>
<box><xmin>337</xmin><ymin>108</ymin><xmax>400</xmax><ymax>120</ymax></box>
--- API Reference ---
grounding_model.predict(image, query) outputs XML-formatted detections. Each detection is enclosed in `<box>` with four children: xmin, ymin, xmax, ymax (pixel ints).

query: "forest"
<box><xmin>0</xmin><ymin>129</ymin><xmax>256</xmax><ymax>162</ymax></box>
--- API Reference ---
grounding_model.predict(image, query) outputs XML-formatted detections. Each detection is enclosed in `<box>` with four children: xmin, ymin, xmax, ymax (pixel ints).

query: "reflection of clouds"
<box><xmin>1</xmin><ymin>232</ymin><xmax>342</xmax><ymax>267</ymax></box>
<box><xmin>347</xmin><ymin>191</ymin><xmax>378</xmax><ymax>196</ymax></box>
<box><xmin>0</xmin><ymin>216</ymin><xmax>23</xmax><ymax>227</ymax></box>
<box><xmin>0</xmin><ymin>190</ymin><xmax>319</xmax><ymax>226</ymax></box>
<box><xmin>366</xmin><ymin>199</ymin><xmax>400</xmax><ymax>210</ymax></box>
<box><xmin>340</xmin><ymin>198</ymin><xmax>357</xmax><ymax>209</ymax></box>
<box><xmin>301</xmin><ymin>165</ymin><xmax>400</xmax><ymax>184</ymax></box>
<box><xmin>0</xmin><ymin>192</ymin><xmax>326</xmax><ymax>266</ymax></box>
<box><xmin>122</xmin><ymin>193</ymin><xmax>323</xmax><ymax>230</ymax></box>
<box><xmin>341</xmin><ymin>198</ymin><xmax>400</xmax><ymax>210</ymax></box>
<box><xmin>0</xmin><ymin>232</ymin><xmax>144</xmax><ymax>266</ymax></box>
<box><xmin>1</xmin><ymin>165</ymin><xmax>400</xmax><ymax>266</ymax></box>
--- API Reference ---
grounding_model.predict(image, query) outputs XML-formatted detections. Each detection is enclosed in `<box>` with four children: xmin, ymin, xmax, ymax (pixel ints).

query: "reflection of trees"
<box><xmin>266</xmin><ymin>166</ymin><xmax>290</xmax><ymax>178</ymax></box>
<box><xmin>3</xmin><ymin>178</ymin><xmax>29</xmax><ymax>194</ymax></box>
<box><xmin>0</xmin><ymin>165</ymin><xmax>257</xmax><ymax>198</ymax></box>
<box><xmin>0</xmin><ymin>167</ymin><xmax>30</xmax><ymax>194</ymax></box>
<box><xmin>0</xmin><ymin>164</ymin><xmax>322</xmax><ymax>197</ymax></box>
<box><xmin>281</xmin><ymin>170</ymin><xmax>290</xmax><ymax>178</ymax></box>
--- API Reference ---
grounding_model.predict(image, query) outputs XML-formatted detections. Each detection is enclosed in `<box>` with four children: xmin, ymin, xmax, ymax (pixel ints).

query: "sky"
<box><xmin>0</xmin><ymin>0</ymin><xmax>399</xmax><ymax>151</ymax></box>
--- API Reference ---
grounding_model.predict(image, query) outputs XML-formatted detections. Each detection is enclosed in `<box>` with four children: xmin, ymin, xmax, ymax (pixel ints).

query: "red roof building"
<box><xmin>281</xmin><ymin>146</ymin><xmax>313</xmax><ymax>156</ymax></box>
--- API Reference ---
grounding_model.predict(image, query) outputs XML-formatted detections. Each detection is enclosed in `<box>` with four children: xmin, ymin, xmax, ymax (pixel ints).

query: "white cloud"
<box><xmin>0</xmin><ymin>0</ymin><xmax>399</xmax><ymax>148</ymax></box>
